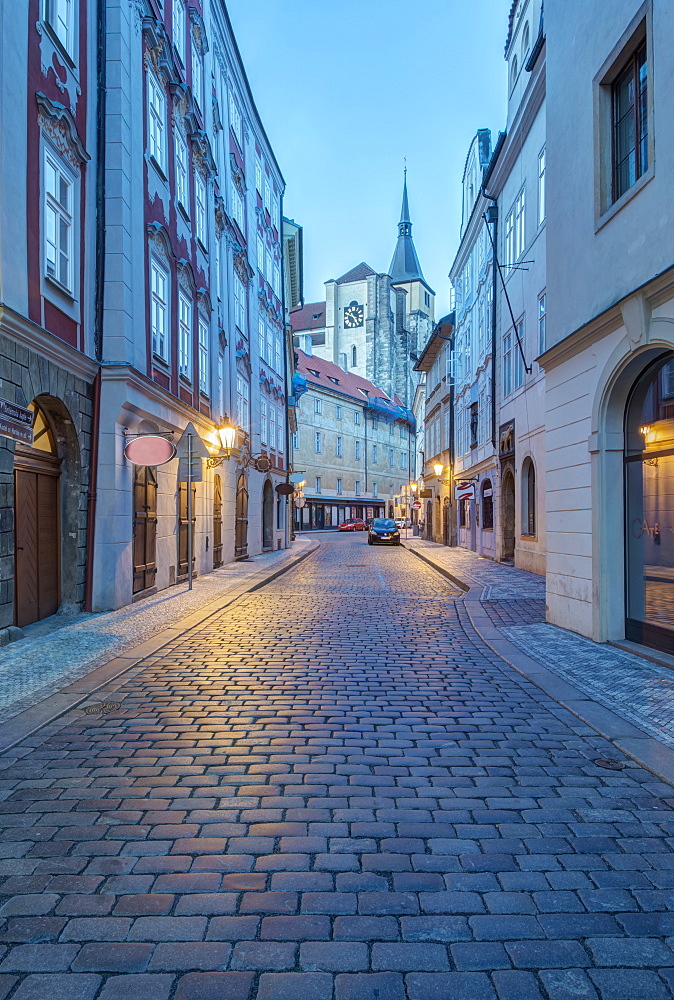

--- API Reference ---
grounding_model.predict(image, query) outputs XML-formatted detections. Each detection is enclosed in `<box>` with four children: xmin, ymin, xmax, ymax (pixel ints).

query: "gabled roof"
<box><xmin>295</xmin><ymin>349</ymin><xmax>402</xmax><ymax>407</ymax></box>
<box><xmin>389</xmin><ymin>172</ymin><xmax>425</xmax><ymax>285</ymax></box>
<box><xmin>290</xmin><ymin>301</ymin><xmax>325</xmax><ymax>332</ymax></box>
<box><xmin>334</xmin><ymin>262</ymin><xmax>377</xmax><ymax>284</ymax></box>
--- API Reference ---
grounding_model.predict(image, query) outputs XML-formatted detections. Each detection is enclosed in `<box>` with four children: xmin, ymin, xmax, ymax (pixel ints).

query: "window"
<box><xmin>264</xmin><ymin>179</ymin><xmax>271</xmax><ymax>214</ymax></box>
<box><xmin>522</xmin><ymin>458</ymin><xmax>536</xmax><ymax>535</ymax></box>
<box><xmin>372</xmin><ymin>444</ymin><xmax>378</xmax><ymax>463</ymax></box>
<box><xmin>229</xmin><ymin>92</ymin><xmax>242</xmax><ymax>146</ymax></box>
<box><xmin>663</xmin><ymin>361</ymin><xmax>674</xmax><ymax>398</ymax></box>
<box><xmin>178</xmin><ymin>291</ymin><xmax>192</xmax><ymax>379</ymax></box>
<box><xmin>351</xmin><ymin>345</ymin><xmax>357</xmax><ymax>367</ymax></box>
<box><xmin>355</xmin><ymin>440</ymin><xmax>361</xmax><ymax>461</ymax></box>
<box><xmin>150</xmin><ymin>256</ymin><xmax>169</xmax><ymax>360</ymax></box>
<box><xmin>269</xmin><ymin>405</ymin><xmax>276</xmax><ymax>450</ymax></box>
<box><xmin>504</xmin><ymin>206</ymin><xmax>514</xmax><ymax>268</ymax></box>
<box><xmin>389</xmin><ymin>448</ymin><xmax>394</xmax><ymax>468</ymax></box>
<box><xmin>147</xmin><ymin>71</ymin><xmax>166</xmax><ymax>171</ymax></box>
<box><xmin>315</xmin><ymin>476</ymin><xmax>321</xmax><ymax>494</ymax></box>
<box><xmin>339</xmin><ymin>352</ymin><xmax>348</xmax><ymax>369</ymax></box>
<box><xmin>482</xmin><ymin>480</ymin><xmax>494</xmax><ymax>530</ymax></box>
<box><xmin>459</xmin><ymin>497</ymin><xmax>466</xmax><ymax>527</ymax></box>
<box><xmin>257</xmin><ymin>235</ymin><xmax>264</xmax><ymax>273</ymax></box>
<box><xmin>230</xmin><ymin>181</ymin><xmax>244</xmax><ymax>232</ymax></box>
<box><xmin>292</xmin><ymin>430</ymin><xmax>299</xmax><ymax>450</ymax></box>
<box><xmin>336</xmin><ymin>436</ymin><xmax>343</xmax><ymax>458</ymax></box>
<box><xmin>272</xmin><ymin>197</ymin><xmax>280</xmax><ymax>232</ymax></box>
<box><xmin>514</xmin><ymin>189</ymin><xmax>525</xmax><ymax>261</ymax></box>
<box><xmin>613</xmin><ymin>43</ymin><xmax>648</xmax><ymax>202</ymax></box>
<box><xmin>514</xmin><ymin>319</ymin><xmax>525</xmax><ymax>389</ymax></box>
<box><xmin>372</xmin><ymin>419</ymin><xmax>378</xmax><ymax>432</ymax></box>
<box><xmin>275</xmin><ymin>330</ymin><xmax>282</xmax><ymax>373</ymax></box>
<box><xmin>259</xmin><ymin>318</ymin><xmax>266</xmax><ymax>362</ymax></box>
<box><xmin>175</xmin><ymin>130</ymin><xmax>189</xmax><ymax>211</ymax></box>
<box><xmin>198</xmin><ymin>317</ymin><xmax>209</xmax><ymax>394</ymax></box>
<box><xmin>44</xmin><ymin>0</ymin><xmax>73</xmax><ymax>56</ymax></box>
<box><xmin>273</xmin><ymin>263</ymin><xmax>281</xmax><ymax>298</ymax></box>
<box><xmin>314</xmin><ymin>397</ymin><xmax>322</xmax><ymax>414</ymax></box>
<box><xmin>337</xmin><ymin>478</ymin><xmax>343</xmax><ymax>495</ymax></box>
<box><xmin>233</xmin><ymin>273</ymin><xmax>246</xmax><ymax>332</ymax></box>
<box><xmin>538</xmin><ymin>293</ymin><xmax>546</xmax><ymax>355</ymax></box>
<box><xmin>195</xmin><ymin>172</ymin><xmax>207</xmax><ymax>245</ymax></box>
<box><xmin>400</xmin><ymin>453</ymin><xmax>407</xmax><ymax>470</ymax></box>
<box><xmin>538</xmin><ymin>148</ymin><xmax>546</xmax><ymax>225</ymax></box>
<box><xmin>315</xmin><ymin>431</ymin><xmax>322</xmax><ymax>453</ymax></box>
<box><xmin>44</xmin><ymin>149</ymin><xmax>73</xmax><ymax>291</ymax></box>
<box><xmin>424</xmin><ymin>291</ymin><xmax>430</xmax><ymax>307</ymax></box>
<box><xmin>336</xmin><ymin>405</ymin><xmax>342</xmax><ymax>420</ymax></box>
<box><xmin>354</xmin><ymin>411</ymin><xmax>361</xmax><ymax>426</ymax></box>
<box><xmin>266</xmin><ymin>324</ymin><xmax>274</xmax><ymax>369</ymax></box>
<box><xmin>503</xmin><ymin>331</ymin><xmax>512</xmax><ymax>397</ymax></box>
<box><xmin>236</xmin><ymin>373</ymin><xmax>249</xmax><ymax>431</ymax></box>
<box><xmin>255</xmin><ymin>159</ymin><xmax>262</xmax><ymax>193</ymax></box>
<box><xmin>373</xmin><ymin>482</ymin><xmax>378</xmax><ymax>497</ymax></box>
<box><xmin>172</xmin><ymin>0</ymin><xmax>185</xmax><ymax>63</ymax></box>
<box><xmin>260</xmin><ymin>398</ymin><xmax>267</xmax><ymax>445</ymax></box>
<box><xmin>521</xmin><ymin>21</ymin><xmax>530</xmax><ymax>60</ymax></box>
<box><xmin>509</xmin><ymin>55</ymin><xmax>518</xmax><ymax>93</ymax></box>
<box><xmin>355</xmin><ymin>480</ymin><xmax>361</xmax><ymax>496</ymax></box>
<box><xmin>265</xmin><ymin>248</ymin><xmax>272</xmax><ymax>283</ymax></box>
<box><xmin>191</xmin><ymin>39</ymin><xmax>202</xmax><ymax>110</ymax></box>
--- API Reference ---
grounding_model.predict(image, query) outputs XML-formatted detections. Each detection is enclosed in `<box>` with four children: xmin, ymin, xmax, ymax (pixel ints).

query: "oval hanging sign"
<box><xmin>124</xmin><ymin>435</ymin><xmax>176</xmax><ymax>466</ymax></box>
<box><xmin>276</xmin><ymin>483</ymin><xmax>295</xmax><ymax>496</ymax></box>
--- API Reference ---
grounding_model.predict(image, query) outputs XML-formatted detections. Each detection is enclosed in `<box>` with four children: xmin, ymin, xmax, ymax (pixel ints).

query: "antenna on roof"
<box><xmin>403</xmin><ymin>155</ymin><xmax>407</xmax><ymax>174</ymax></box>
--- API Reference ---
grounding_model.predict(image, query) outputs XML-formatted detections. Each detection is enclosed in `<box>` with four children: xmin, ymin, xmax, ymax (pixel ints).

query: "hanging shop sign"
<box><xmin>124</xmin><ymin>434</ymin><xmax>176</xmax><ymax>466</ymax></box>
<box><xmin>276</xmin><ymin>483</ymin><xmax>295</xmax><ymax>496</ymax></box>
<box><xmin>0</xmin><ymin>398</ymin><xmax>33</xmax><ymax>445</ymax></box>
<box><xmin>289</xmin><ymin>472</ymin><xmax>306</xmax><ymax>484</ymax></box>
<box><xmin>419</xmin><ymin>489</ymin><xmax>433</xmax><ymax>498</ymax></box>
<box><xmin>455</xmin><ymin>481</ymin><xmax>476</xmax><ymax>501</ymax></box>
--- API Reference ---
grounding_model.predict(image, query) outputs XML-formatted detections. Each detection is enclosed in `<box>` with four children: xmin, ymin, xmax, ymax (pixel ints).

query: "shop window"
<box><xmin>482</xmin><ymin>479</ymin><xmax>494</xmax><ymax>530</ymax></box>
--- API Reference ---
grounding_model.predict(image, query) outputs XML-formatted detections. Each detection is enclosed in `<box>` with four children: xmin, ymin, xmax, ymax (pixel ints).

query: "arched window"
<box><xmin>510</xmin><ymin>56</ymin><xmax>518</xmax><ymax>93</ymax></box>
<box><xmin>351</xmin><ymin>345</ymin><xmax>357</xmax><ymax>368</ymax></box>
<box><xmin>481</xmin><ymin>479</ymin><xmax>494</xmax><ymax>530</ymax></box>
<box><xmin>522</xmin><ymin>458</ymin><xmax>536</xmax><ymax>535</ymax></box>
<box><xmin>521</xmin><ymin>21</ymin><xmax>530</xmax><ymax>61</ymax></box>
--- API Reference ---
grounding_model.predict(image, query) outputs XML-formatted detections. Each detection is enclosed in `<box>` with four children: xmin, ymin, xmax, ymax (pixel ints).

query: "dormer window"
<box><xmin>308</xmin><ymin>368</ymin><xmax>320</xmax><ymax>377</ymax></box>
<box><xmin>328</xmin><ymin>376</ymin><xmax>339</xmax><ymax>384</ymax></box>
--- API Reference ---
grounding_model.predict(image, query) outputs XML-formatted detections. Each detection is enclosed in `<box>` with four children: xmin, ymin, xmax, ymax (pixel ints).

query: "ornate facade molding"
<box><xmin>36</xmin><ymin>92</ymin><xmax>90</xmax><ymax>170</ymax></box>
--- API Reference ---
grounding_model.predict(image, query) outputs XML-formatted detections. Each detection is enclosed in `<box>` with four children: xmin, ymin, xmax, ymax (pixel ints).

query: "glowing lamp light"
<box><xmin>218</xmin><ymin>420</ymin><xmax>237</xmax><ymax>457</ymax></box>
<box><xmin>410</xmin><ymin>481</ymin><xmax>418</xmax><ymax>493</ymax></box>
<box><xmin>433</xmin><ymin>463</ymin><xmax>444</xmax><ymax>477</ymax></box>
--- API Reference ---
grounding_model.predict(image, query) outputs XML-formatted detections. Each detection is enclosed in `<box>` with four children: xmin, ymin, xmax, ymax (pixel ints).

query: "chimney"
<box><xmin>298</xmin><ymin>333</ymin><xmax>313</xmax><ymax>356</ymax></box>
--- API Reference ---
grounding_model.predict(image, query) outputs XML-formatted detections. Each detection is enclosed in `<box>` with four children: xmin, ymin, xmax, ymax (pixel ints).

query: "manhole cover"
<box><xmin>594</xmin><ymin>758</ymin><xmax>626</xmax><ymax>770</ymax></box>
<box><xmin>83</xmin><ymin>701</ymin><xmax>120</xmax><ymax>716</ymax></box>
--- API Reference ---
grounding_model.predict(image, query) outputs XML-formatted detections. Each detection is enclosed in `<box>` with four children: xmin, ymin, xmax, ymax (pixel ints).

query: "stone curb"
<box><xmin>403</xmin><ymin>542</ymin><xmax>674</xmax><ymax>788</ymax></box>
<box><xmin>0</xmin><ymin>539</ymin><xmax>320</xmax><ymax>755</ymax></box>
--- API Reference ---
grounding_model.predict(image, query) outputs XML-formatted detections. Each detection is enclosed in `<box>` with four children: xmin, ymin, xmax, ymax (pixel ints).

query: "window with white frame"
<box><xmin>178</xmin><ymin>291</ymin><xmax>192</xmax><ymax>379</ymax></box>
<box><xmin>172</xmin><ymin>0</ymin><xmax>185</xmax><ymax>63</ymax></box>
<box><xmin>336</xmin><ymin>405</ymin><xmax>342</xmax><ymax>420</ymax></box>
<box><xmin>272</xmin><ymin>196</ymin><xmax>280</xmax><ymax>232</ymax></box>
<box><xmin>260</xmin><ymin>398</ymin><xmax>267</xmax><ymax>446</ymax></box>
<box><xmin>355</xmin><ymin>480</ymin><xmax>361</xmax><ymax>496</ymax></box>
<box><xmin>503</xmin><ymin>330</ymin><xmax>512</xmax><ymax>397</ymax></box>
<box><xmin>195</xmin><ymin>172</ymin><xmax>206</xmax><ymax>245</ymax></box>
<box><xmin>514</xmin><ymin>319</ymin><xmax>524</xmax><ymax>389</ymax></box>
<box><xmin>236</xmin><ymin>373</ymin><xmax>249</xmax><ymax>431</ymax></box>
<box><xmin>315</xmin><ymin>431</ymin><xmax>322</xmax><ymax>453</ymax></box>
<box><xmin>274</xmin><ymin>328</ymin><xmax>282</xmax><ymax>373</ymax></box>
<box><xmin>257</xmin><ymin>235</ymin><xmax>264</xmax><ymax>273</ymax></box>
<box><xmin>400</xmin><ymin>452</ymin><xmax>407</xmax><ymax>470</ymax></box>
<box><xmin>44</xmin><ymin>149</ymin><xmax>73</xmax><ymax>291</ymax></box>
<box><xmin>255</xmin><ymin>158</ymin><xmax>262</xmax><ymax>193</ymax></box>
<box><xmin>147</xmin><ymin>70</ymin><xmax>166</xmax><ymax>171</ymax></box>
<box><xmin>229</xmin><ymin>92</ymin><xmax>242</xmax><ymax>146</ymax></box>
<box><xmin>292</xmin><ymin>430</ymin><xmax>299</xmax><ymax>450</ymax></box>
<box><xmin>230</xmin><ymin>180</ymin><xmax>244</xmax><ymax>233</ymax></box>
<box><xmin>337</xmin><ymin>478</ymin><xmax>342</xmax><ymax>495</ymax></box>
<box><xmin>314</xmin><ymin>397</ymin><xmax>322</xmax><ymax>414</ymax></box>
<box><xmin>191</xmin><ymin>38</ymin><xmax>202</xmax><ymax>110</ymax></box>
<box><xmin>514</xmin><ymin>188</ymin><xmax>525</xmax><ymax>261</ymax></box>
<box><xmin>355</xmin><ymin>440</ymin><xmax>361</xmax><ymax>461</ymax></box>
<box><xmin>538</xmin><ymin>148</ymin><xmax>546</xmax><ymax>226</ymax></box>
<box><xmin>273</xmin><ymin>263</ymin><xmax>281</xmax><ymax>298</ymax></box>
<box><xmin>233</xmin><ymin>273</ymin><xmax>246</xmax><ymax>333</ymax></box>
<box><xmin>44</xmin><ymin>0</ymin><xmax>74</xmax><ymax>57</ymax></box>
<box><xmin>389</xmin><ymin>448</ymin><xmax>394</xmax><ymax>468</ymax></box>
<box><xmin>150</xmin><ymin>256</ymin><xmax>169</xmax><ymax>361</ymax></box>
<box><xmin>266</xmin><ymin>324</ymin><xmax>274</xmax><ymax>367</ymax></box>
<box><xmin>373</xmin><ymin>482</ymin><xmax>378</xmax><ymax>497</ymax></box>
<box><xmin>372</xmin><ymin>444</ymin><xmax>378</xmax><ymax>464</ymax></box>
<box><xmin>264</xmin><ymin>178</ymin><xmax>271</xmax><ymax>214</ymax></box>
<box><xmin>269</xmin><ymin>405</ymin><xmax>276</xmax><ymax>450</ymax></box>
<box><xmin>258</xmin><ymin>318</ymin><xmax>266</xmax><ymax>362</ymax></box>
<box><xmin>315</xmin><ymin>476</ymin><xmax>321</xmax><ymax>494</ymax></box>
<box><xmin>538</xmin><ymin>292</ymin><xmax>547</xmax><ymax>355</ymax></box>
<box><xmin>354</xmin><ymin>411</ymin><xmax>361</xmax><ymax>426</ymax></box>
<box><xmin>504</xmin><ymin>205</ymin><xmax>515</xmax><ymax>268</ymax></box>
<box><xmin>336</xmin><ymin>435</ymin><xmax>342</xmax><ymax>458</ymax></box>
<box><xmin>175</xmin><ymin>130</ymin><xmax>189</xmax><ymax>211</ymax></box>
<box><xmin>198</xmin><ymin>317</ymin><xmax>209</xmax><ymax>394</ymax></box>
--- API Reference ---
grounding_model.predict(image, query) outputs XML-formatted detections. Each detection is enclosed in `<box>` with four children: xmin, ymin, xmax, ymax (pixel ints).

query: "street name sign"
<box><xmin>0</xmin><ymin>398</ymin><xmax>33</xmax><ymax>445</ymax></box>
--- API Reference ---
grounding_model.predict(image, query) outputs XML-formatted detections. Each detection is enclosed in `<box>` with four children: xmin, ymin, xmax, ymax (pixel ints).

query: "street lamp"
<box><xmin>207</xmin><ymin>417</ymin><xmax>238</xmax><ymax>467</ymax></box>
<box><xmin>433</xmin><ymin>463</ymin><xmax>444</xmax><ymax>477</ymax></box>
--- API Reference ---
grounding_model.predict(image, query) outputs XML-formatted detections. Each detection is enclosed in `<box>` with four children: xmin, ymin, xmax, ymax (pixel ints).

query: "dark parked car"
<box><xmin>368</xmin><ymin>517</ymin><xmax>401</xmax><ymax>546</ymax></box>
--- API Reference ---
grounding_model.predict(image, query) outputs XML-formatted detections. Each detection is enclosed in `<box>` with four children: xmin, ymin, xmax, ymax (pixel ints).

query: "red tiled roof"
<box><xmin>295</xmin><ymin>349</ymin><xmax>403</xmax><ymax>407</ymax></box>
<box><xmin>290</xmin><ymin>301</ymin><xmax>326</xmax><ymax>332</ymax></box>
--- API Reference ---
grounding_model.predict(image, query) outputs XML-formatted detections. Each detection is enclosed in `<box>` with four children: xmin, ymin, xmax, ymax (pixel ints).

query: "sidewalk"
<box><xmin>404</xmin><ymin>536</ymin><xmax>674</xmax><ymax>785</ymax></box>
<box><xmin>0</xmin><ymin>538</ymin><xmax>318</xmax><ymax>742</ymax></box>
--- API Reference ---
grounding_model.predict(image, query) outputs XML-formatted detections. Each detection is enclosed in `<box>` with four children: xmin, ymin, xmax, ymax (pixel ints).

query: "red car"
<box><xmin>338</xmin><ymin>519</ymin><xmax>367</xmax><ymax>532</ymax></box>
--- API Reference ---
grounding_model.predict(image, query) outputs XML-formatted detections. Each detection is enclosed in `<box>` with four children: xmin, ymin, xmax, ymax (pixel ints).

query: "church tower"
<box><xmin>389</xmin><ymin>170</ymin><xmax>435</xmax><ymax>328</ymax></box>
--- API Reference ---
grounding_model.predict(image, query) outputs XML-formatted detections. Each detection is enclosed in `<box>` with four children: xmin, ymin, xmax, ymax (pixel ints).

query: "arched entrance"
<box><xmin>262</xmin><ymin>480</ymin><xmax>274</xmax><ymax>550</ymax></box>
<box><xmin>14</xmin><ymin>402</ymin><xmax>60</xmax><ymax>626</ymax></box>
<box><xmin>501</xmin><ymin>469</ymin><xmax>515</xmax><ymax>563</ymax></box>
<box><xmin>625</xmin><ymin>353</ymin><xmax>674</xmax><ymax>652</ymax></box>
<box><xmin>235</xmin><ymin>473</ymin><xmax>248</xmax><ymax>560</ymax></box>
<box><xmin>213</xmin><ymin>474</ymin><xmax>223</xmax><ymax>567</ymax></box>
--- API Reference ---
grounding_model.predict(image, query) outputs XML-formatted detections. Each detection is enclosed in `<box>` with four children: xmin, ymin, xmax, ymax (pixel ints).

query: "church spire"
<box><xmin>389</xmin><ymin>169</ymin><xmax>425</xmax><ymax>284</ymax></box>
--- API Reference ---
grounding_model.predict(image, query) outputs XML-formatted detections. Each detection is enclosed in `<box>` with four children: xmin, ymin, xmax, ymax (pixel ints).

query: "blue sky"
<box><xmin>227</xmin><ymin>0</ymin><xmax>510</xmax><ymax>314</ymax></box>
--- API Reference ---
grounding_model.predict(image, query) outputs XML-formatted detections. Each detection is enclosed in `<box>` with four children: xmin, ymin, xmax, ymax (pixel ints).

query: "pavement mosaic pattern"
<box><xmin>0</xmin><ymin>546</ymin><xmax>305</xmax><ymax>727</ymax></box>
<box><xmin>0</xmin><ymin>536</ymin><xmax>670</xmax><ymax>998</ymax></box>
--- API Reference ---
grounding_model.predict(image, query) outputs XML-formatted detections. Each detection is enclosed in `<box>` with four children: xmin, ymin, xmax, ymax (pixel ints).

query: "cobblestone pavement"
<box><xmin>0</xmin><ymin>543</ymin><xmax>312</xmax><ymax>727</ymax></box>
<box><xmin>0</xmin><ymin>535</ymin><xmax>671</xmax><ymax>999</ymax></box>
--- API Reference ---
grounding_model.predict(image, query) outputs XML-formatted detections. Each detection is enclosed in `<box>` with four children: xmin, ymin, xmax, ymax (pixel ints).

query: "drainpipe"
<box><xmin>484</xmin><ymin>198</ymin><xmax>498</xmax><ymax>450</ymax></box>
<box><xmin>84</xmin><ymin>368</ymin><xmax>101</xmax><ymax>611</ymax></box>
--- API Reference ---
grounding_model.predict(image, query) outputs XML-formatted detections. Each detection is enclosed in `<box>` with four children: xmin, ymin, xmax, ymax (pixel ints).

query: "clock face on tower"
<box><xmin>344</xmin><ymin>301</ymin><xmax>364</xmax><ymax>328</ymax></box>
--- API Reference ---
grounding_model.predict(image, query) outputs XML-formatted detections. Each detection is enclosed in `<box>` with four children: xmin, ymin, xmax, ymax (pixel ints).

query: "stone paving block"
<box><xmin>333</xmin><ymin>915</ymin><xmax>399</xmax><ymax>940</ymax></box>
<box><xmin>0</xmin><ymin>916</ymin><xmax>66</xmax><ymax>943</ymax></box>
<box><xmin>149</xmin><ymin>942</ymin><xmax>231</xmax><ymax>971</ymax></box>
<box><xmin>96</xmin><ymin>974</ymin><xmax>175</xmax><ymax>1000</ymax></box>
<box><xmin>539</xmin><ymin>969</ymin><xmax>599</xmax><ymax>1000</ymax></box>
<box><xmin>405</xmin><ymin>971</ymin><xmax>497</xmax><ymax>1000</ymax></box>
<box><xmin>173</xmin><ymin>972</ymin><xmax>254</xmax><ymax>1000</ymax></box>
<box><xmin>239</xmin><ymin>892</ymin><xmax>297</xmax><ymax>914</ymax></box>
<box><xmin>450</xmin><ymin>941</ymin><xmax>511</xmax><ymax>971</ymax></box>
<box><xmin>0</xmin><ymin>893</ymin><xmax>59</xmax><ymax>916</ymax></box>
<box><xmin>72</xmin><ymin>943</ymin><xmax>153</xmax><ymax>972</ymax></box>
<box><xmin>0</xmin><ymin>976</ymin><xmax>18</xmax><ymax>1000</ymax></box>
<box><xmin>61</xmin><ymin>916</ymin><xmax>132</xmax><ymax>940</ymax></box>
<box><xmin>300</xmin><ymin>941</ymin><xmax>369</xmax><ymax>971</ymax></box>
<box><xmin>0</xmin><ymin>943</ymin><xmax>79</xmax><ymax>971</ymax></box>
<box><xmin>113</xmin><ymin>894</ymin><xmax>174</xmax><ymax>916</ymax></box>
<box><xmin>9</xmin><ymin>974</ymin><xmax>102</xmax><ymax>1000</ymax></box>
<box><xmin>261</xmin><ymin>915</ymin><xmax>331</xmax><ymax>940</ymax></box>
<box><xmin>256</xmin><ymin>972</ymin><xmax>333</xmax><ymax>1000</ymax></box>
<box><xmin>586</xmin><ymin>937</ymin><xmax>674</xmax><ymax>966</ymax></box>
<box><xmin>128</xmin><ymin>916</ymin><xmax>207</xmax><ymax>941</ymax></box>
<box><xmin>506</xmin><ymin>939</ymin><xmax>591</xmax><ymax>968</ymax></box>
<box><xmin>491</xmin><ymin>970</ymin><xmax>545</xmax><ymax>1000</ymax></box>
<box><xmin>335</xmin><ymin>972</ymin><xmax>406</xmax><ymax>1000</ymax></box>
<box><xmin>231</xmin><ymin>941</ymin><xmax>297</xmax><ymax>970</ymax></box>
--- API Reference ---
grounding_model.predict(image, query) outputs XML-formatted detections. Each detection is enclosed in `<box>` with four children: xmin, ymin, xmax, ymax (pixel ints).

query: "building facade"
<box><xmin>542</xmin><ymin>0</ymin><xmax>674</xmax><ymax>653</ymax></box>
<box><xmin>415</xmin><ymin>315</ymin><xmax>455</xmax><ymax>545</ymax></box>
<box><xmin>292</xmin><ymin>348</ymin><xmax>414</xmax><ymax>530</ymax></box>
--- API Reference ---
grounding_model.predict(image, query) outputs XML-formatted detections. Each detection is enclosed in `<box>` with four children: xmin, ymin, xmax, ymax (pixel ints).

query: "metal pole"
<box><xmin>187</xmin><ymin>432</ymin><xmax>193</xmax><ymax>591</ymax></box>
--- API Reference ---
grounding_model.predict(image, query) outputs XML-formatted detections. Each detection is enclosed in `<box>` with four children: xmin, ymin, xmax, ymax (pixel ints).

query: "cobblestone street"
<box><xmin>0</xmin><ymin>535</ymin><xmax>672</xmax><ymax>1000</ymax></box>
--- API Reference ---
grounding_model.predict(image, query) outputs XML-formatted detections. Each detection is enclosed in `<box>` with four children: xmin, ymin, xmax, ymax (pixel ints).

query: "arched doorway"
<box><xmin>133</xmin><ymin>466</ymin><xmax>157</xmax><ymax>594</ymax></box>
<box><xmin>235</xmin><ymin>473</ymin><xmax>248</xmax><ymax>560</ymax></box>
<box><xmin>625</xmin><ymin>353</ymin><xmax>674</xmax><ymax>652</ymax></box>
<box><xmin>426</xmin><ymin>500</ymin><xmax>433</xmax><ymax>540</ymax></box>
<box><xmin>14</xmin><ymin>402</ymin><xmax>60</xmax><ymax>626</ymax></box>
<box><xmin>262</xmin><ymin>479</ymin><xmax>274</xmax><ymax>550</ymax></box>
<box><xmin>442</xmin><ymin>497</ymin><xmax>450</xmax><ymax>545</ymax></box>
<box><xmin>213</xmin><ymin>474</ymin><xmax>223</xmax><ymax>567</ymax></box>
<box><xmin>501</xmin><ymin>469</ymin><xmax>515</xmax><ymax>563</ymax></box>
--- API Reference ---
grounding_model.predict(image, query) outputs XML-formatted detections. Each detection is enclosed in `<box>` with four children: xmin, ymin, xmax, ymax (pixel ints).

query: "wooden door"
<box><xmin>235</xmin><ymin>474</ymin><xmax>248</xmax><ymax>560</ymax></box>
<box><xmin>15</xmin><ymin>464</ymin><xmax>60</xmax><ymax>627</ymax></box>
<box><xmin>213</xmin><ymin>475</ymin><xmax>223</xmax><ymax>567</ymax></box>
<box><xmin>178</xmin><ymin>481</ymin><xmax>196</xmax><ymax>577</ymax></box>
<box><xmin>262</xmin><ymin>481</ymin><xmax>274</xmax><ymax>549</ymax></box>
<box><xmin>133</xmin><ymin>466</ymin><xmax>157</xmax><ymax>594</ymax></box>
